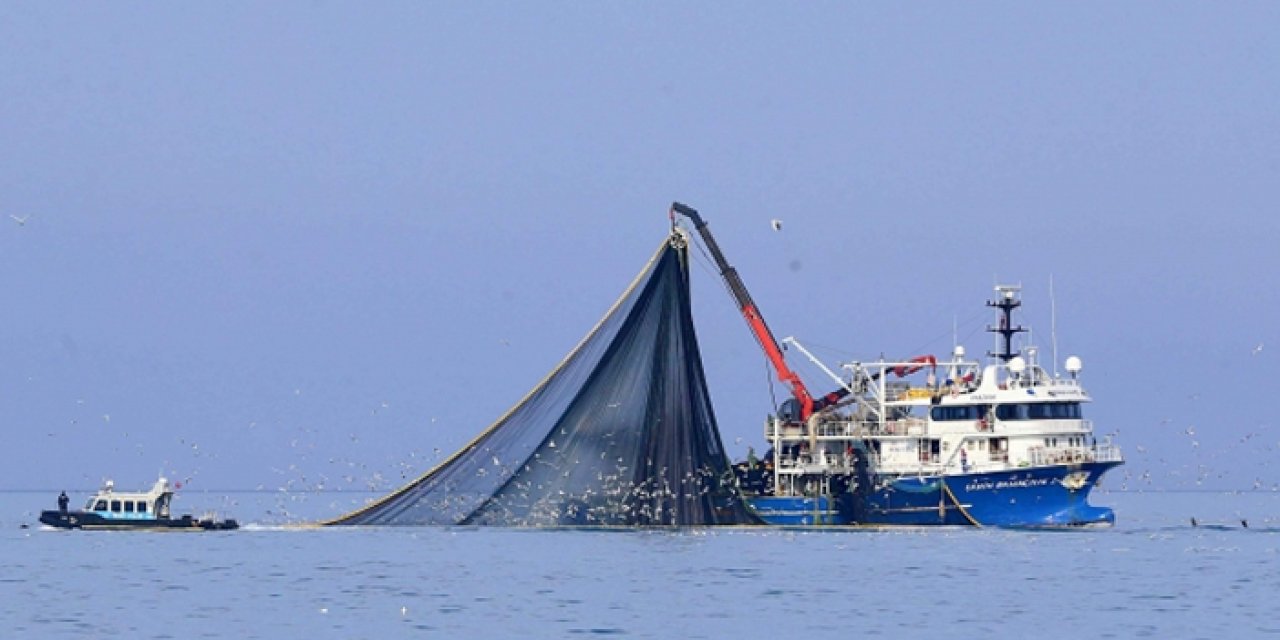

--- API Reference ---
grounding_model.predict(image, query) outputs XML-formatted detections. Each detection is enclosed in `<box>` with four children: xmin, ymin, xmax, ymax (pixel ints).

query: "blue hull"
<box><xmin>747</xmin><ymin>496</ymin><xmax>844</xmax><ymax>526</ymax></box>
<box><xmin>39</xmin><ymin>510</ymin><xmax>239</xmax><ymax>531</ymax></box>
<box><xmin>749</xmin><ymin>462</ymin><xmax>1120</xmax><ymax>528</ymax></box>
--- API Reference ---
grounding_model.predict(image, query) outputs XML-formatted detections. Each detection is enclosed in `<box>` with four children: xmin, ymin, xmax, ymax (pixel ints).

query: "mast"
<box><xmin>987</xmin><ymin>285</ymin><xmax>1026</xmax><ymax>362</ymax></box>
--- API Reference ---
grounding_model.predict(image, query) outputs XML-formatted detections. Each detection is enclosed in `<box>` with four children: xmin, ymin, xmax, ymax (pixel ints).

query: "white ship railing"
<box><xmin>1027</xmin><ymin>445</ymin><xmax>1123</xmax><ymax>466</ymax></box>
<box><xmin>990</xmin><ymin>418</ymin><xmax>1092</xmax><ymax>434</ymax></box>
<box><xmin>766</xmin><ymin>417</ymin><xmax>1097</xmax><ymax>439</ymax></box>
<box><xmin>1092</xmin><ymin>445</ymin><xmax>1123</xmax><ymax>462</ymax></box>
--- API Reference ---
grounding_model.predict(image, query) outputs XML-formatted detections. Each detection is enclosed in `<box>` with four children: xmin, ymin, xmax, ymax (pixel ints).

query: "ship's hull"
<box><xmin>748</xmin><ymin>495</ymin><xmax>844</xmax><ymax>526</ymax></box>
<box><xmin>39</xmin><ymin>510</ymin><xmax>238</xmax><ymax>531</ymax></box>
<box><xmin>749</xmin><ymin>461</ymin><xmax>1120</xmax><ymax>528</ymax></box>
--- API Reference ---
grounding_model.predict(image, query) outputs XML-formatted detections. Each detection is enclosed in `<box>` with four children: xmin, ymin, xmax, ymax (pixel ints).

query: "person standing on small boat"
<box><xmin>57</xmin><ymin>491</ymin><xmax>69</xmax><ymax>513</ymax></box>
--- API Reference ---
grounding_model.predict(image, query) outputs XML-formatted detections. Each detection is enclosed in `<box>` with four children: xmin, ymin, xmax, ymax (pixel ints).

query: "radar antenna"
<box><xmin>987</xmin><ymin>285</ymin><xmax>1026</xmax><ymax>362</ymax></box>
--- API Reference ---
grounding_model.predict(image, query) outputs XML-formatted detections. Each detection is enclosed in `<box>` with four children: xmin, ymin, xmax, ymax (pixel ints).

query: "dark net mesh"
<box><xmin>327</xmin><ymin>236</ymin><xmax>760</xmax><ymax>526</ymax></box>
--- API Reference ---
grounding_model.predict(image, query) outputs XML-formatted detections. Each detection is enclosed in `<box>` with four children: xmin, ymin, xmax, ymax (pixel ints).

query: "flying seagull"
<box><xmin>770</xmin><ymin>219</ymin><xmax>783</xmax><ymax>231</ymax></box>
<box><xmin>9</xmin><ymin>214</ymin><xmax>28</xmax><ymax>226</ymax></box>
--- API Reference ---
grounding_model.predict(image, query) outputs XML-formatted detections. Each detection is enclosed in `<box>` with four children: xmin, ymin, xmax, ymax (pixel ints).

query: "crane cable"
<box><xmin>685</xmin><ymin>223</ymin><xmax>784</xmax><ymax>413</ymax></box>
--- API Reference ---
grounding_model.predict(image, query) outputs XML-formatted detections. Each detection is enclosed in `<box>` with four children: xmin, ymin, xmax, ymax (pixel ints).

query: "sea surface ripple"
<box><xmin>2</xmin><ymin>491</ymin><xmax>1277</xmax><ymax>639</ymax></box>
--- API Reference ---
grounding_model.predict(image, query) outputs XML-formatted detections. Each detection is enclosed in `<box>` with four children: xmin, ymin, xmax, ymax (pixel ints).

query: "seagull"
<box><xmin>1253</xmin><ymin>343</ymin><xmax>1264</xmax><ymax>356</ymax></box>
<box><xmin>9</xmin><ymin>214</ymin><xmax>28</xmax><ymax>226</ymax></box>
<box><xmin>770</xmin><ymin>219</ymin><xmax>783</xmax><ymax>231</ymax></box>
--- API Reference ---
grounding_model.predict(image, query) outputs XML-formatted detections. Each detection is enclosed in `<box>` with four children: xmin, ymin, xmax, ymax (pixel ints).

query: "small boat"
<box><xmin>39</xmin><ymin>478</ymin><xmax>238</xmax><ymax>531</ymax></box>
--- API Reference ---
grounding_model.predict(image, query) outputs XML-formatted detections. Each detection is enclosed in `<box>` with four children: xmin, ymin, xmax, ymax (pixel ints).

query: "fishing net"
<box><xmin>327</xmin><ymin>234</ymin><xmax>760</xmax><ymax>526</ymax></box>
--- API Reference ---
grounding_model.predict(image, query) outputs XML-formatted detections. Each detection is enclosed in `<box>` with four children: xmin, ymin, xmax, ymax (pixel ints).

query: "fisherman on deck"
<box><xmin>57</xmin><ymin>491</ymin><xmax>69</xmax><ymax>513</ymax></box>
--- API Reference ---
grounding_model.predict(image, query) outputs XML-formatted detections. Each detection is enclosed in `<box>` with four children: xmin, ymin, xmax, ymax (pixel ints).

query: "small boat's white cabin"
<box><xmin>85</xmin><ymin>478</ymin><xmax>174</xmax><ymax>520</ymax></box>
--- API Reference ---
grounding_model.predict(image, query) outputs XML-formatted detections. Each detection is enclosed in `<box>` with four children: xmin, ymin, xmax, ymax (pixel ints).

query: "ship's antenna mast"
<box><xmin>987</xmin><ymin>284</ymin><xmax>1026</xmax><ymax>362</ymax></box>
<box><xmin>1050</xmin><ymin>274</ymin><xmax>1059</xmax><ymax>377</ymax></box>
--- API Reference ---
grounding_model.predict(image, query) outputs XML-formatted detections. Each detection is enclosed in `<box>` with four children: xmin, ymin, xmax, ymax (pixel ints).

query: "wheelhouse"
<box><xmin>84</xmin><ymin>478</ymin><xmax>174</xmax><ymax>520</ymax></box>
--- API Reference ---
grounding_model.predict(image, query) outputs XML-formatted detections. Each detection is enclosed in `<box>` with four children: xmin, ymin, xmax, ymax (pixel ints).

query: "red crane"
<box><xmin>669</xmin><ymin>202</ymin><xmax>836</xmax><ymax>421</ymax></box>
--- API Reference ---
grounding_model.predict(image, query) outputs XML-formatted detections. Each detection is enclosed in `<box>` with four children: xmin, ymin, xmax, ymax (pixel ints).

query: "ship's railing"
<box><xmin>765</xmin><ymin>418</ymin><xmax>914</xmax><ymax>439</ymax></box>
<box><xmin>1091</xmin><ymin>445</ymin><xmax>1124</xmax><ymax>463</ymax></box>
<box><xmin>1027</xmin><ymin>445</ymin><xmax>1123</xmax><ymax>466</ymax></box>
<box><xmin>766</xmin><ymin>417</ymin><xmax>1097</xmax><ymax>440</ymax></box>
<box><xmin>989</xmin><ymin>418</ymin><xmax>1093</xmax><ymax>434</ymax></box>
<box><xmin>773</xmin><ymin>449</ymin><xmax>867</xmax><ymax>474</ymax></box>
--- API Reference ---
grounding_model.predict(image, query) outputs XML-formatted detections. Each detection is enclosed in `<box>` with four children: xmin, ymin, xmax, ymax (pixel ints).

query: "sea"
<box><xmin>2</xmin><ymin>489</ymin><xmax>1277</xmax><ymax>639</ymax></box>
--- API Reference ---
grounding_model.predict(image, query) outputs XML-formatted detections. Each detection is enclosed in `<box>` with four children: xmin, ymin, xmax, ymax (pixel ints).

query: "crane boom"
<box><xmin>670</xmin><ymin>202</ymin><xmax>819</xmax><ymax>420</ymax></box>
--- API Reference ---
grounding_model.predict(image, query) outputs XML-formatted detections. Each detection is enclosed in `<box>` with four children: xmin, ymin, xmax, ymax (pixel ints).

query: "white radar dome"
<box><xmin>1008</xmin><ymin>356</ymin><xmax>1027</xmax><ymax>374</ymax></box>
<box><xmin>1065</xmin><ymin>356</ymin><xmax>1083</xmax><ymax>375</ymax></box>
<box><xmin>953</xmin><ymin>345</ymin><xmax>966</xmax><ymax>359</ymax></box>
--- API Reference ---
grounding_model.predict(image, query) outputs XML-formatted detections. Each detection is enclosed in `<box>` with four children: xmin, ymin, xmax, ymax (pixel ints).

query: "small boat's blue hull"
<box><xmin>749</xmin><ymin>462</ymin><xmax>1120</xmax><ymax>528</ymax></box>
<box><xmin>38</xmin><ymin>510</ymin><xmax>239</xmax><ymax>531</ymax></box>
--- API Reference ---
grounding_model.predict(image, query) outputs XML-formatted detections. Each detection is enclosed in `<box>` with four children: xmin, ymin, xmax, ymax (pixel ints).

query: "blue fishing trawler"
<box><xmin>670</xmin><ymin>203</ymin><xmax>1122</xmax><ymax>528</ymax></box>
<box><xmin>738</xmin><ymin>286</ymin><xmax>1122</xmax><ymax>528</ymax></box>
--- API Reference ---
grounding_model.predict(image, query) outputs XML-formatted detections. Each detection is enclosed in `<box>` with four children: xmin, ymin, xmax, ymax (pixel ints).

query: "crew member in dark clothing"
<box><xmin>57</xmin><ymin>491</ymin><xmax>69</xmax><ymax>513</ymax></box>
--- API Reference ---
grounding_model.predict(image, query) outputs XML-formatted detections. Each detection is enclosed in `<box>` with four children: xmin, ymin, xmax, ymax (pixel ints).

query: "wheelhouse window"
<box><xmin>930</xmin><ymin>405</ymin><xmax>989</xmax><ymax>421</ymax></box>
<box><xmin>995</xmin><ymin>402</ymin><xmax>1082</xmax><ymax>421</ymax></box>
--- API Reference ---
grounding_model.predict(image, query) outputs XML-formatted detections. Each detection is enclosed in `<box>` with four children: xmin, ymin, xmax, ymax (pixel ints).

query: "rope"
<box><xmin>940</xmin><ymin>478</ymin><xmax>982</xmax><ymax>527</ymax></box>
<box><xmin>685</xmin><ymin>223</ymin><xmax>783</xmax><ymax>414</ymax></box>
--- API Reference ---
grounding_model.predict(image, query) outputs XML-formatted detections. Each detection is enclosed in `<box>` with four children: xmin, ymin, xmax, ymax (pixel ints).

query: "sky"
<box><xmin>1</xmin><ymin>2</ymin><xmax>1277</xmax><ymax>500</ymax></box>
